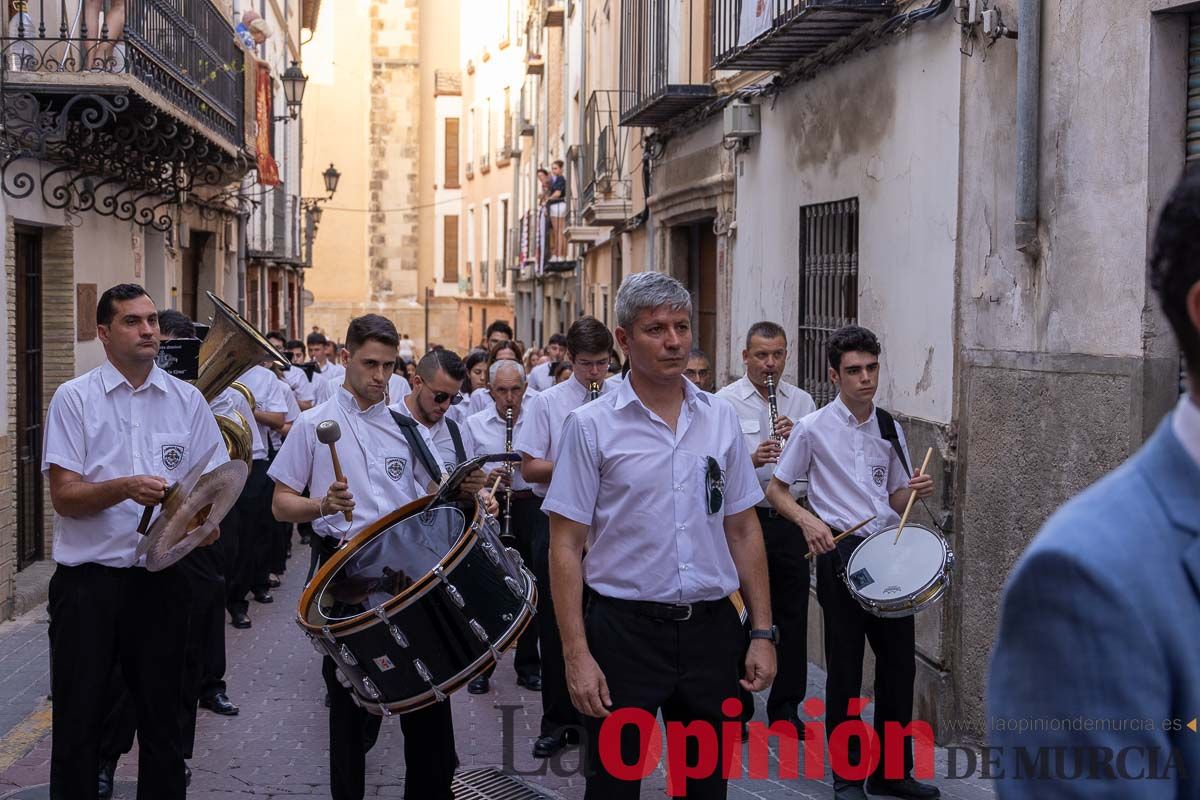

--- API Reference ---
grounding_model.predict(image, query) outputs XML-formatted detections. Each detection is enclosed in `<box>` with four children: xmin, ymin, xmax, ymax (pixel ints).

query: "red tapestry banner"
<box><xmin>255</xmin><ymin>61</ymin><xmax>280</xmax><ymax>186</ymax></box>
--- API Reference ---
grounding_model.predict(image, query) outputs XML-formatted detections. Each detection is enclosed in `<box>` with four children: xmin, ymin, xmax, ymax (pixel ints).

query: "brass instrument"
<box><xmin>588</xmin><ymin>381</ymin><xmax>601</xmax><ymax>401</ymax></box>
<box><xmin>766</xmin><ymin>373</ymin><xmax>781</xmax><ymax>443</ymax></box>
<box><xmin>502</xmin><ymin>406</ymin><xmax>514</xmax><ymax>544</ymax></box>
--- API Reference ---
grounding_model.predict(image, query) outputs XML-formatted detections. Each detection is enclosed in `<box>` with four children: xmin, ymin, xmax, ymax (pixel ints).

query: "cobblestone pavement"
<box><xmin>0</xmin><ymin>550</ymin><xmax>996</xmax><ymax>799</ymax></box>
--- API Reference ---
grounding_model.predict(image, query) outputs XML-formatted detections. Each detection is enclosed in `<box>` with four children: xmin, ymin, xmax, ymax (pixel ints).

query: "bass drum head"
<box><xmin>844</xmin><ymin>524</ymin><xmax>946</xmax><ymax>605</ymax></box>
<box><xmin>304</xmin><ymin>505</ymin><xmax>468</xmax><ymax>626</ymax></box>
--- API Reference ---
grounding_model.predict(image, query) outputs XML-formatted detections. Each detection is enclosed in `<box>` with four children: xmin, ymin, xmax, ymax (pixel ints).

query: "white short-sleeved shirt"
<box><xmin>466</xmin><ymin>403</ymin><xmax>533</xmax><ymax>491</ymax></box>
<box><xmin>42</xmin><ymin>361</ymin><xmax>229</xmax><ymax>568</ymax></box>
<box><xmin>391</xmin><ymin>396</ymin><xmax>476</xmax><ymax>490</ymax></box>
<box><xmin>774</xmin><ymin>395</ymin><xmax>911</xmax><ymax>539</ymax></box>
<box><xmin>542</xmin><ymin>376</ymin><xmax>763</xmax><ymax>603</ymax></box>
<box><xmin>527</xmin><ymin>361</ymin><xmax>554</xmax><ymax>392</ymax></box>
<box><xmin>267</xmin><ymin>387</ymin><xmax>423</xmax><ymax>541</ymax></box>
<box><xmin>513</xmin><ymin>375</ymin><xmax>615</xmax><ymax>497</ymax></box>
<box><xmin>282</xmin><ymin>364</ymin><xmax>316</xmax><ymax>406</ymax></box>
<box><xmin>270</xmin><ymin>382</ymin><xmax>301</xmax><ymax>452</ymax></box>
<box><xmin>237</xmin><ymin>365</ymin><xmax>290</xmax><ymax>460</ymax></box>
<box><xmin>210</xmin><ymin>386</ymin><xmax>264</xmax><ymax>456</ymax></box>
<box><xmin>716</xmin><ymin>375</ymin><xmax>817</xmax><ymax>507</ymax></box>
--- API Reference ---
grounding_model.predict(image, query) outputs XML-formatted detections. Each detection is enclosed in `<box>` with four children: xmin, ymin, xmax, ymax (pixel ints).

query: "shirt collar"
<box><xmin>100</xmin><ymin>359</ymin><xmax>169</xmax><ymax>395</ymax></box>
<box><xmin>336</xmin><ymin>384</ymin><xmax>387</xmax><ymax>418</ymax></box>
<box><xmin>614</xmin><ymin>372</ymin><xmax>710</xmax><ymax>412</ymax></box>
<box><xmin>1174</xmin><ymin>395</ymin><xmax>1200</xmax><ymax>470</ymax></box>
<box><xmin>830</xmin><ymin>393</ymin><xmax>876</xmax><ymax>428</ymax></box>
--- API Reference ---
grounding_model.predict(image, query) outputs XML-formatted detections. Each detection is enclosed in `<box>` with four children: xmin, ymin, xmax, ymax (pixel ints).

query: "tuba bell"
<box><xmin>196</xmin><ymin>292</ymin><xmax>288</xmax><ymax>465</ymax></box>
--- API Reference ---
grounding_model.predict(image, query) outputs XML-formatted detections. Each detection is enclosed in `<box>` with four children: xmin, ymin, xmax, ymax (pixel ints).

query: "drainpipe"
<box><xmin>1014</xmin><ymin>0</ymin><xmax>1041</xmax><ymax>257</ymax></box>
<box><xmin>237</xmin><ymin>209</ymin><xmax>249</xmax><ymax>315</ymax></box>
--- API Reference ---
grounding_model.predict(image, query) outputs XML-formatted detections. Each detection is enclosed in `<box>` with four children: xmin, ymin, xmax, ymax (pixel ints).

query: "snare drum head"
<box><xmin>305</xmin><ymin>505</ymin><xmax>468</xmax><ymax>625</ymax></box>
<box><xmin>844</xmin><ymin>525</ymin><xmax>946</xmax><ymax>603</ymax></box>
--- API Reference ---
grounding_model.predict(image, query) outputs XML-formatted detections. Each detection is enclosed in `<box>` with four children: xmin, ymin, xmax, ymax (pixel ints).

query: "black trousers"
<box><xmin>49</xmin><ymin>562</ymin><xmax>191</xmax><ymax>800</ymax></box>
<box><xmin>315</xmin><ymin>537</ymin><xmax>458</xmax><ymax>800</ymax></box>
<box><xmin>756</xmin><ymin>507</ymin><xmax>810</xmax><ymax>723</ymax></box>
<box><xmin>582</xmin><ymin>595</ymin><xmax>745</xmax><ymax>800</ymax></box>
<box><xmin>530</xmin><ymin>503</ymin><xmax>580</xmax><ymax>737</ymax></box>
<box><xmin>816</xmin><ymin>537</ymin><xmax>916</xmax><ymax>787</ymax></box>
<box><xmin>99</xmin><ymin>544</ymin><xmax>229</xmax><ymax>765</ymax></box>
<box><xmin>229</xmin><ymin>458</ymin><xmax>273</xmax><ymax>615</ymax></box>
<box><xmin>483</xmin><ymin>494</ymin><xmax>542</xmax><ymax>681</ymax></box>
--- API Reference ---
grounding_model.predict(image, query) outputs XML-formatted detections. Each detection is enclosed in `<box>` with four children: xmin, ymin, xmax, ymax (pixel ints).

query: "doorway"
<box><xmin>15</xmin><ymin>227</ymin><xmax>44</xmax><ymax>570</ymax></box>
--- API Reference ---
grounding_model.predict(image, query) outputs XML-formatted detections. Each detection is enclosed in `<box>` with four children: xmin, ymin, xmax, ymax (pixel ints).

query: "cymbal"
<box><xmin>143</xmin><ymin>460</ymin><xmax>249</xmax><ymax>572</ymax></box>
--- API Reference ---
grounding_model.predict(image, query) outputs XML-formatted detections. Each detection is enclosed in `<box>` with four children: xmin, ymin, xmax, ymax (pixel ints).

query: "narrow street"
<box><xmin>0</xmin><ymin>553</ymin><xmax>995</xmax><ymax>800</ymax></box>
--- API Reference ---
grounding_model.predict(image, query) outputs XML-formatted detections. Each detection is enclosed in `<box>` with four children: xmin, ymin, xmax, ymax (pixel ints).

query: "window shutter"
<box><xmin>445</xmin><ymin>118</ymin><xmax>461</xmax><ymax>189</ymax></box>
<box><xmin>444</xmin><ymin>215</ymin><xmax>459</xmax><ymax>282</ymax></box>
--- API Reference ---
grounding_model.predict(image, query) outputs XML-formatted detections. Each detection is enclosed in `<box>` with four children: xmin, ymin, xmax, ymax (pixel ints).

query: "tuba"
<box><xmin>197</xmin><ymin>292</ymin><xmax>289</xmax><ymax>465</ymax></box>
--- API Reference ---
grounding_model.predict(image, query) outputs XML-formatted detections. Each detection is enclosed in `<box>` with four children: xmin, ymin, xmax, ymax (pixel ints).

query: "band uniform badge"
<box><xmin>386</xmin><ymin>457</ymin><xmax>407</xmax><ymax>481</ymax></box>
<box><xmin>162</xmin><ymin>444</ymin><xmax>185</xmax><ymax>471</ymax></box>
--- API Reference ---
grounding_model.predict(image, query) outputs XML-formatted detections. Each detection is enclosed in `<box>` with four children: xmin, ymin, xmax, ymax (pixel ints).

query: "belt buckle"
<box><xmin>674</xmin><ymin>603</ymin><xmax>693</xmax><ymax>622</ymax></box>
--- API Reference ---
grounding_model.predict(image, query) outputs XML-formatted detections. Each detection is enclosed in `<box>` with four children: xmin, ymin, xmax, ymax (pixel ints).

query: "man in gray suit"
<box><xmin>987</xmin><ymin>171</ymin><xmax>1200</xmax><ymax>798</ymax></box>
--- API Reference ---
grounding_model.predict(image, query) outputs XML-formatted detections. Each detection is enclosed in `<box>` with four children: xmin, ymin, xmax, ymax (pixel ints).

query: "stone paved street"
<box><xmin>0</xmin><ymin>551</ymin><xmax>995</xmax><ymax>799</ymax></box>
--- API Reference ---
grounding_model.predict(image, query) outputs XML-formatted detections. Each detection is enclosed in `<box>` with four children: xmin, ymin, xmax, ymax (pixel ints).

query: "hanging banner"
<box><xmin>255</xmin><ymin>61</ymin><xmax>280</xmax><ymax>186</ymax></box>
<box><xmin>739</xmin><ymin>0</ymin><xmax>774</xmax><ymax>47</ymax></box>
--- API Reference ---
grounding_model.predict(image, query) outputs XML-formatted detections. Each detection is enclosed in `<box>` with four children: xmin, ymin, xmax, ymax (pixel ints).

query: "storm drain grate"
<box><xmin>453</xmin><ymin>767</ymin><xmax>554</xmax><ymax>799</ymax></box>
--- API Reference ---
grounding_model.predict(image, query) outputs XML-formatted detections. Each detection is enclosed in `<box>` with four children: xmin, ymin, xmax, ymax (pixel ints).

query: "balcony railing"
<box><xmin>580</xmin><ymin>89</ymin><xmax>634</xmax><ymax>226</ymax></box>
<box><xmin>712</xmin><ymin>0</ymin><xmax>894</xmax><ymax>72</ymax></box>
<box><xmin>2</xmin><ymin>0</ymin><xmax>247</xmax><ymax>147</ymax></box>
<box><xmin>620</xmin><ymin>0</ymin><xmax>715</xmax><ymax>126</ymax></box>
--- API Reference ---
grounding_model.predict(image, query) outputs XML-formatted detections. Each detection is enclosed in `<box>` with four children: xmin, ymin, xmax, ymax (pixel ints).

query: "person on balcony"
<box><xmin>83</xmin><ymin>0</ymin><xmax>125</xmax><ymax>70</ymax></box>
<box><xmin>548</xmin><ymin>161</ymin><xmax>568</xmax><ymax>261</ymax></box>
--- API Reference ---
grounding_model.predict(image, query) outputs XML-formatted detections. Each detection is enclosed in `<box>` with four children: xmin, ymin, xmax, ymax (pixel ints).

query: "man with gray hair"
<box><xmin>464</xmin><ymin>360</ymin><xmax>542</xmax><ymax>695</ymax></box>
<box><xmin>544</xmin><ymin>271</ymin><xmax>777</xmax><ymax>798</ymax></box>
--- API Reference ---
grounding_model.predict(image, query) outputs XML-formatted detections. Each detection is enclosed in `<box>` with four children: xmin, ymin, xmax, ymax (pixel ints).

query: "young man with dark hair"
<box><xmin>485</xmin><ymin>319</ymin><xmax>515</xmax><ymax>349</ymax></box>
<box><xmin>545</xmin><ymin>272</ymin><xmax>775</xmax><ymax>798</ymax></box>
<box><xmin>766</xmin><ymin>324</ymin><xmax>937</xmax><ymax>800</ymax></box>
<box><xmin>44</xmin><ymin>284</ymin><xmax>227</xmax><ymax>799</ymax></box>
<box><xmin>269</xmin><ymin>313</ymin><xmax>458</xmax><ymax>800</ymax></box>
<box><xmin>268</xmin><ymin>331</ymin><xmax>315</xmax><ymax>411</ymax></box>
<box><xmin>528</xmin><ymin>332</ymin><xmax>568</xmax><ymax>391</ymax></box>
<box><xmin>988</xmin><ymin>172</ymin><xmax>1200</xmax><ymax>797</ymax></box>
<box><xmin>717</xmin><ymin>322</ymin><xmax>816</xmax><ymax>732</ymax></box>
<box><xmin>514</xmin><ymin>315</ymin><xmax>615</xmax><ymax>758</ymax></box>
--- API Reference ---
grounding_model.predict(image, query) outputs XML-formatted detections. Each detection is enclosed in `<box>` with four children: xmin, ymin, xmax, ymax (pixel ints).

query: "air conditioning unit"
<box><xmin>723</xmin><ymin>100</ymin><xmax>761</xmax><ymax>141</ymax></box>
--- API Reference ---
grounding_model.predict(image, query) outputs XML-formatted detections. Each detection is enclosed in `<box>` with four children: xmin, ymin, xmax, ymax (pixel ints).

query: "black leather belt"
<box><xmin>595</xmin><ymin>594</ymin><xmax>727</xmax><ymax>622</ymax></box>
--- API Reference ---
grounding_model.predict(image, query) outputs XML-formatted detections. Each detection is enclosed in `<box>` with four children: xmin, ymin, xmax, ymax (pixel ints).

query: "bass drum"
<box><xmin>297</xmin><ymin>497</ymin><xmax>536</xmax><ymax>715</ymax></box>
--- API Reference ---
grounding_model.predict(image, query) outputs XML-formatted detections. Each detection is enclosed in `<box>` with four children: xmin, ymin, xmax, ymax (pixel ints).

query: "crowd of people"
<box><xmin>33</xmin><ymin>169</ymin><xmax>1200</xmax><ymax>800</ymax></box>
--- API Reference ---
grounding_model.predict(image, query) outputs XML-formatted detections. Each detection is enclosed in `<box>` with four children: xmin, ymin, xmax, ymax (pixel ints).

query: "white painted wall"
<box><xmin>729</xmin><ymin>21</ymin><xmax>962</xmax><ymax>424</ymax></box>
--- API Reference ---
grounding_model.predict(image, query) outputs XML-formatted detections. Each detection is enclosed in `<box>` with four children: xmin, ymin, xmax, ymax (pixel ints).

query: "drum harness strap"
<box><xmin>388</xmin><ymin>411</ymin><xmax>467</xmax><ymax>489</ymax></box>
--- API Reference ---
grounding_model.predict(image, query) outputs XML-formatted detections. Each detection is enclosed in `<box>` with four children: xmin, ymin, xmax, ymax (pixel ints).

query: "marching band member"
<box><xmin>544</xmin><ymin>272</ymin><xmax>776</xmax><ymax>799</ymax></box>
<box><xmin>269</xmin><ymin>314</ymin><xmax>457</xmax><ymax>800</ymax></box>
<box><xmin>465</xmin><ymin>339</ymin><xmax>525</xmax><ymax>418</ymax></box>
<box><xmin>463</xmin><ymin>360</ymin><xmax>542</xmax><ymax>695</ymax></box>
<box><xmin>716</xmin><ymin>322</ymin><xmax>816</xmax><ymax>730</ymax></box>
<box><xmin>391</xmin><ymin>349</ymin><xmax>483</xmax><ymax>493</ymax></box>
<box><xmin>766</xmin><ymin>325</ymin><xmax>937</xmax><ymax>800</ymax></box>
<box><xmin>268</xmin><ymin>330</ymin><xmax>315</xmax><ymax>411</ymax></box>
<box><xmin>44</xmin><ymin>284</ymin><xmax>226</xmax><ymax>799</ymax></box>
<box><xmin>514</xmin><ymin>316</ymin><xmax>616</xmax><ymax>758</ymax></box>
<box><xmin>527</xmin><ymin>332</ymin><xmax>567</xmax><ymax>391</ymax></box>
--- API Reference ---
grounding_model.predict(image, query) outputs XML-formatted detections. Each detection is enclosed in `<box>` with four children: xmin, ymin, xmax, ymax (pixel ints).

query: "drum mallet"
<box><xmin>894</xmin><ymin>447</ymin><xmax>934</xmax><ymax>545</ymax></box>
<box><xmin>316</xmin><ymin>420</ymin><xmax>354</xmax><ymax>523</ymax></box>
<box><xmin>805</xmin><ymin>515</ymin><xmax>876</xmax><ymax>561</ymax></box>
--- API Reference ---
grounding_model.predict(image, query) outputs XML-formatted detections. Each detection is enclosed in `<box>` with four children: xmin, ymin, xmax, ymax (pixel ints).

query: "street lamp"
<box><xmin>322</xmin><ymin>163</ymin><xmax>341</xmax><ymax>198</ymax></box>
<box><xmin>302</xmin><ymin>162</ymin><xmax>340</xmax><ymax>266</ymax></box>
<box><xmin>275</xmin><ymin>61</ymin><xmax>308</xmax><ymax>122</ymax></box>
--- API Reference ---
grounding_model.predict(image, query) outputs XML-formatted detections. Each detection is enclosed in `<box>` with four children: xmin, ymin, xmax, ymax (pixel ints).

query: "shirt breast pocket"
<box><xmin>151</xmin><ymin>431</ymin><xmax>192</xmax><ymax>478</ymax></box>
<box><xmin>740</xmin><ymin>419</ymin><xmax>760</xmax><ymax>436</ymax></box>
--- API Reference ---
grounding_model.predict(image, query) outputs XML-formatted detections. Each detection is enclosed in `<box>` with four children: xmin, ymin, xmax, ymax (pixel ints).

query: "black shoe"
<box><xmin>98</xmin><ymin>758</ymin><xmax>116</xmax><ymax>799</ymax></box>
<box><xmin>865</xmin><ymin>776</ymin><xmax>941</xmax><ymax>799</ymax></box>
<box><xmin>184</xmin><ymin>764</ymin><xmax>192</xmax><ymax>787</ymax></box>
<box><xmin>834</xmin><ymin>786</ymin><xmax>869</xmax><ymax>800</ymax></box>
<box><xmin>516</xmin><ymin>673</ymin><xmax>543</xmax><ymax>691</ymax></box>
<box><xmin>532</xmin><ymin>733</ymin><xmax>573</xmax><ymax>758</ymax></box>
<box><xmin>231</xmin><ymin>612</ymin><xmax>252</xmax><ymax>629</ymax></box>
<box><xmin>253</xmin><ymin>591</ymin><xmax>274</xmax><ymax>604</ymax></box>
<box><xmin>468</xmin><ymin>676</ymin><xmax>490</xmax><ymax>694</ymax></box>
<box><xmin>199</xmin><ymin>692</ymin><xmax>240</xmax><ymax>716</ymax></box>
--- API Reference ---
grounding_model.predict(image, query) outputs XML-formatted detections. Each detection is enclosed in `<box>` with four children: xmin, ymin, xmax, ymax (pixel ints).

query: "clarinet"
<box><xmin>766</xmin><ymin>373</ymin><xmax>782</xmax><ymax>443</ymax></box>
<box><xmin>588</xmin><ymin>381</ymin><xmax>601</xmax><ymax>401</ymax></box>
<box><xmin>502</xmin><ymin>406</ymin><xmax>514</xmax><ymax>544</ymax></box>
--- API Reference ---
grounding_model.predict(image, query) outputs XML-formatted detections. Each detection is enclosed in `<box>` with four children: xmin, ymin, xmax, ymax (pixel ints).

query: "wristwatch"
<box><xmin>749</xmin><ymin>626</ymin><xmax>780</xmax><ymax>645</ymax></box>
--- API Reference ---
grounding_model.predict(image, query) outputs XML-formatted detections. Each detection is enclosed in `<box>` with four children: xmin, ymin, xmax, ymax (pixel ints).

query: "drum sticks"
<box><xmin>894</xmin><ymin>447</ymin><xmax>934</xmax><ymax>545</ymax></box>
<box><xmin>805</xmin><ymin>515</ymin><xmax>876</xmax><ymax>560</ymax></box>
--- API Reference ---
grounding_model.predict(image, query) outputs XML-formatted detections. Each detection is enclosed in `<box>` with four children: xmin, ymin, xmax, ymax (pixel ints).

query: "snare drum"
<box><xmin>297</xmin><ymin>496</ymin><xmax>536</xmax><ymax>715</ymax></box>
<box><xmin>841</xmin><ymin>524</ymin><xmax>954</xmax><ymax>618</ymax></box>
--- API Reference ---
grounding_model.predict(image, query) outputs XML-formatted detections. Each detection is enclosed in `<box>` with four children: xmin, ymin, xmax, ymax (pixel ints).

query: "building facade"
<box><xmin>0</xmin><ymin>0</ymin><xmax>320</xmax><ymax>617</ymax></box>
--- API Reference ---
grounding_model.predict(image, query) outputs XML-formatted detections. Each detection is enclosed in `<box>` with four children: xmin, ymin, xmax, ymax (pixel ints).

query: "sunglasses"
<box><xmin>705</xmin><ymin>456</ymin><xmax>725</xmax><ymax>515</ymax></box>
<box><xmin>430</xmin><ymin>390</ymin><xmax>464</xmax><ymax>406</ymax></box>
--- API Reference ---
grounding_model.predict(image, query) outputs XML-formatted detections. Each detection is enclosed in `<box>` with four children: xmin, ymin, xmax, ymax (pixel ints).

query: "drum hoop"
<box><xmin>296</xmin><ymin>495</ymin><xmax>481</xmax><ymax>635</ymax></box>
<box><xmin>844</xmin><ymin>523</ymin><xmax>949</xmax><ymax>605</ymax></box>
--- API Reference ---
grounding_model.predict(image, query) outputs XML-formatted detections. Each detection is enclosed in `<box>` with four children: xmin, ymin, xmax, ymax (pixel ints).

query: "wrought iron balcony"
<box><xmin>579</xmin><ymin>90</ymin><xmax>634</xmax><ymax>227</ymax></box>
<box><xmin>620</xmin><ymin>0</ymin><xmax>716</xmax><ymax>127</ymax></box>
<box><xmin>712</xmin><ymin>0</ymin><xmax>894</xmax><ymax>72</ymax></box>
<box><xmin>2</xmin><ymin>0</ymin><xmax>248</xmax><ymax>149</ymax></box>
